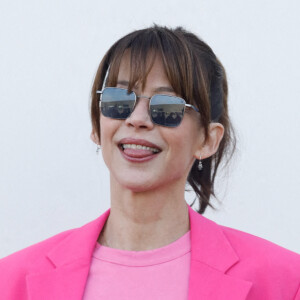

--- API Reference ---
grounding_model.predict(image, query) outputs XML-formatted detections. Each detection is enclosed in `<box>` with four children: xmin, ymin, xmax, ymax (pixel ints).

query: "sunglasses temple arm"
<box><xmin>101</xmin><ymin>66</ymin><xmax>110</xmax><ymax>89</ymax></box>
<box><xmin>185</xmin><ymin>104</ymin><xmax>199</xmax><ymax>113</ymax></box>
<box><xmin>96</xmin><ymin>91</ymin><xmax>102</xmax><ymax>108</ymax></box>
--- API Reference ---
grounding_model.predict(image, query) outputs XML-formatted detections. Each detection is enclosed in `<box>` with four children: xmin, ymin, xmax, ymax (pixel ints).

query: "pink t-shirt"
<box><xmin>82</xmin><ymin>231</ymin><xmax>191</xmax><ymax>299</ymax></box>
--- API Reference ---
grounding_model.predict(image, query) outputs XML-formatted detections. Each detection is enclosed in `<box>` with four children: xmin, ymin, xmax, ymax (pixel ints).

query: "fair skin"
<box><xmin>91</xmin><ymin>54</ymin><xmax>224</xmax><ymax>251</ymax></box>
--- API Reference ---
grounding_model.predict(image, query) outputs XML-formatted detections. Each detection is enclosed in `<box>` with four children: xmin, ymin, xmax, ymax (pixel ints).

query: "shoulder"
<box><xmin>0</xmin><ymin>228</ymin><xmax>75</xmax><ymax>299</ymax></box>
<box><xmin>0</xmin><ymin>211</ymin><xmax>109</xmax><ymax>300</ymax></box>
<box><xmin>0</xmin><ymin>228</ymin><xmax>75</xmax><ymax>267</ymax></box>
<box><xmin>0</xmin><ymin>210</ymin><xmax>109</xmax><ymax>276</ymax></box>
<box><xmin>190</xmin><ymin>206</ymin><xmax>300</xmax><ymax>299</ymax></box>
<box><xmin>219</xmin><ymin>224</ymin><xmax>300</xmax><ymax>298</ymax></box>
<box><xmin>219</xmin><ymin>224</ymin><xmax>300</xmax><ymax>264</ymax></box>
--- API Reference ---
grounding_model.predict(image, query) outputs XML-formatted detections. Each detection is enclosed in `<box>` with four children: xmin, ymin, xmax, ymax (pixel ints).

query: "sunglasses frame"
<box><xmin>96</xmin><ymin>87</ymin><xmax>199</xmax><ymax>127</ymax></box>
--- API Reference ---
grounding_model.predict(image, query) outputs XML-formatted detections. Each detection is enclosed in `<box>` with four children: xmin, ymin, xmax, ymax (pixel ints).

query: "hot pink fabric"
<box><xmin>0</xmin><ymin>205</ymin><xmax>300</xmax><ymax>299</ymax></box>
<box><xmin>83</xmin><ymin>231</ymin><xmax>191</xmax><ymax>299</ymax></box>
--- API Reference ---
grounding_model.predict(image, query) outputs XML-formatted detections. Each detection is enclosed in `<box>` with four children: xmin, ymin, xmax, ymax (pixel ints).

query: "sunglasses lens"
<box><xmin>150</xmin><ymin>95</ymin><xmax>185</xmax><ymax>127</ymax></box>
<box><xmin>100</xmin><ymin>88</ymin><xmax>135</xmax><ymax>119</ymax></box>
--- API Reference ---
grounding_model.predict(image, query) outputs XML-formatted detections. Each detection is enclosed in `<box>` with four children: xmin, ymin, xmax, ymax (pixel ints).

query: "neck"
<box><xmin>98</xmin><ymin>176</ymin><xmax>190</xmax><ymax>251</ymax></box>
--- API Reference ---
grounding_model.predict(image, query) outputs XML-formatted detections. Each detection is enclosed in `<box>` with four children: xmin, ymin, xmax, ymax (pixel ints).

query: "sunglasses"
<box><xmin>96</xmin><ymin>87</ymin><xmax>199</xmax><ymax>127</ymax></box>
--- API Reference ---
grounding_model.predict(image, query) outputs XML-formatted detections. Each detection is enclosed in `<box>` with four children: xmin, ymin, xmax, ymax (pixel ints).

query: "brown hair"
<box><xmin>90</xmin><ymin>25</ymin><xmax>236</xmax><ymax>214</ymax></box>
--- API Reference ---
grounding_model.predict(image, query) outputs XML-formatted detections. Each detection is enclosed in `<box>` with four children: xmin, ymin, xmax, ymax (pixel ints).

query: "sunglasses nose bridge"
<box><xmin>125</xmin><ymin>94</ymin><xmax>154</xmax><ymax>128</ymax></box>
<box><xmin>131</xmin><ymin>94</ymin><xmax>152</xmax><ymax>115</ymax></box>
<box><xmin>137</xmin><ymin>95</ymin><xmax>151</xmax><ymax>100</ymax></box>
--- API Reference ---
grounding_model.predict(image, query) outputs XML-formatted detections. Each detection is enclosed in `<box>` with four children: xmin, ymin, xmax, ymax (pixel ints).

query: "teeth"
<box><xmin>122</xmin><ymin>144</ymin><xmax>160</xmax><ymax>153</ymax></box>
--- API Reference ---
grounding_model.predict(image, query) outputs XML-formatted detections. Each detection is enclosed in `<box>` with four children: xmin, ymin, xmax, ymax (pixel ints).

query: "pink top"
<box><xmin>82</xmin><ymin>231</ymin><xmax>191</xmax><ymax>299</ymax></box>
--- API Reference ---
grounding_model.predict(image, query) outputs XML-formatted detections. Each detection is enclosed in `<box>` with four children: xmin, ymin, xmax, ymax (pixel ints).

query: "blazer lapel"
<box><xmin>188</xmin><ymin>206</ymin><xmax>253</xmax><ymax>300</ymax></box>
<box><xmin>26</xmin><ymin>209</ymin><xmax>111</xmax><ymax>300</ymax></box>
<box><xmin>26</xmin><ymin>206</ymin><xmax>252</xmax><ymax>300</ymax></box>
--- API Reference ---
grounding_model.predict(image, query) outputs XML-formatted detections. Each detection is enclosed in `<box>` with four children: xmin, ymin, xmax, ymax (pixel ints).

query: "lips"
<box><xmin>118</xmin><ymin>138</ymin><xmax>161</xmax><ymax>162</ymax></box>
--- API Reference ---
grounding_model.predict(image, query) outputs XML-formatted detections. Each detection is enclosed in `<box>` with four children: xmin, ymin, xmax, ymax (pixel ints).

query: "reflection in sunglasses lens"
<box><xmin>101</xmin><ymin>88</ymin><xmax>186</xmax><ymax>126</ymax></box>
<box><xmin>101</xmin><ymin>88</ymin><xmax>135</xmax><ymax>119</ymax></box>
<box><xmin>150</xmin><ymin>95</ymin><xmax>185</xmax><ymax>127</ymax></box>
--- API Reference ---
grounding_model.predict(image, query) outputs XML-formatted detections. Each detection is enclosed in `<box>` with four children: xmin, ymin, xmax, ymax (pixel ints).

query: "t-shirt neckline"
<box><xmin>93</xmin><ymin>230</ymin><xmax>191</xmax><ymax>267</ymax></box>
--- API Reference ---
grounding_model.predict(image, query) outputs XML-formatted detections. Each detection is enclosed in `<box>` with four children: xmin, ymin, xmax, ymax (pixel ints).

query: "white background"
<box><xmin>0</xmin><ymin>0</ymin><xmax>299</xmax><ymax>257</ymax></box>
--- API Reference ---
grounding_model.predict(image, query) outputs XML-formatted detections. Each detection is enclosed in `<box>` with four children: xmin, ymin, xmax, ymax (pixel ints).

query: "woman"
<box><xmin>1</xmin><ymin>25</ymin><xmax>300</xmax><ymax>300</ymax></box>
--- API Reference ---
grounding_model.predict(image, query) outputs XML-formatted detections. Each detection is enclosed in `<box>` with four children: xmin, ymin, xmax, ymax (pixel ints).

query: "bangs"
<box><xmin>104</xmin><ymin>28</ymin><xmax>198</xmax><ymax>107</ymax></box>
<box><xmin>107</xmin><ymin>46</ymin><xmax>157</xmax><ymax>93</ymax></box>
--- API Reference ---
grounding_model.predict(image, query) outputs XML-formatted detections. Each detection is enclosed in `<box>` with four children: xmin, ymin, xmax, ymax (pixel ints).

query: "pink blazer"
<box><xmin>1</xmin><ymin>206</ymin><xmax>300</xmax><ymax>300</ymax></box>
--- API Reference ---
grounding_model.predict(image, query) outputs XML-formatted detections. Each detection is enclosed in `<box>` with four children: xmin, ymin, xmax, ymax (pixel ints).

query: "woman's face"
<box><xmin>99</xmin><ymin>54</ymin><xmax>205</xmax><ymax>193</ymax></box>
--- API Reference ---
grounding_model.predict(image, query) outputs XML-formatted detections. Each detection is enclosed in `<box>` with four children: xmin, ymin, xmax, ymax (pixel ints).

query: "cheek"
<box><xmin>99</xmin><ymin>119</ymin><xmax>117</xmax><ymax>171</ymax></box>
<box><xmin>99</xmin><ymin>117</ymin><xmax>126</xmax><ymax>163</ymax></box>
<box><xmin>99</xmin><ymin>118</ymin><xmax>117</xmax><ymax>164</ymax></box>
<box><xmin>166</xmin><ymin>123</ymin><xmax>202</xmax><ymax>160</ymax></box>
<box><xmin>99</xmin><ymin>117</ymin><xmax>118</xmax><ymax>143</ymax></box>
<box><xmin>163</xmin><ymin>130</ymin><xmax>194</xmax><ymax>165</ymax></box>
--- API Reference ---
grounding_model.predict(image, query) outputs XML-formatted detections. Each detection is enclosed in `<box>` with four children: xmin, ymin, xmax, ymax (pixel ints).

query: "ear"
<box><xmin>194</xmin><ymin>123</ymin><xmax>224</xmax><ymax>159</ymax></box>
<box><xmin>90</xmin><ymin>129</ymin><xmax>100</xmax><ymax>145</ymax></box>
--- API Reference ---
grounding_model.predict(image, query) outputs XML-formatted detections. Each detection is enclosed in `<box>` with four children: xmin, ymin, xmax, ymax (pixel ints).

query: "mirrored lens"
<box><xmin>100</xmin><ymin>88</ymin><xmax>135</xmax><ymax>119</ymax></box>
<box><xmin>150</xmin><ymin>95</ymin><xmax>185</xmax><ymax>127</ymax></box>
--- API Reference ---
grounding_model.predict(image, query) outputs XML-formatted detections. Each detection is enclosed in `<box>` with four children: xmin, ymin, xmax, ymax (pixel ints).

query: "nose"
<box><xmin>125</xmin><ymin>96</ymin><xmax>154</xmax><ymax>129</ymax></box>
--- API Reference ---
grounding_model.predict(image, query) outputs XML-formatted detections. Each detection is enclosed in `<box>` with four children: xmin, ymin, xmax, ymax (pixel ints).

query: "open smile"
<box><xmin>118</xmin><ymin>138</ymin><xmax>161</xmax><ymax>162</ymax></box>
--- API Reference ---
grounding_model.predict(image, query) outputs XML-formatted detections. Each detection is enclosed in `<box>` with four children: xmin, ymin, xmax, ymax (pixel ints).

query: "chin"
<box><xmin>122</xmin><ymin>181</ymin><xmax>157</xmax><ymax>193</ymax></box>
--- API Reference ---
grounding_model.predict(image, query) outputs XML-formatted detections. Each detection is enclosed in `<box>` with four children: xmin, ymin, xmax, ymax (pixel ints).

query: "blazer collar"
<box><xmin>26</xmin><ymin>206</ymin><xmax>252</xmax><ymax>300</ymax></box>
<box><xmin>26</xmin><ymin>210</ymin><xmax>110</xmax><ymax>300</ymax></box>
<box><xmin>187</xmin><ymin>206</ymin><xmax>252</xmax><ymax>299</ymax></box>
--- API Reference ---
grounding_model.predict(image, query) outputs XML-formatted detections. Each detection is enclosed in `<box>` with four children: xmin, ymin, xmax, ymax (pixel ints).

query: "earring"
<box><xmin>198</xmin><ymin>155</ymin><xmax>203</xmax><ymax>171</ymax></box>
<box><xmin>96</xmin><ymin>144</ymin><xmax>101</xmax><ymax>154</ymax></box>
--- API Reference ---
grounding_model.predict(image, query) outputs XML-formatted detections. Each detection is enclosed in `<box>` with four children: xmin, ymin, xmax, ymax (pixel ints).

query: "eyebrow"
<box><xmin>116</xmin><ymin>80</ymin><xmax>175</xmax><ymax>94</ymax></box>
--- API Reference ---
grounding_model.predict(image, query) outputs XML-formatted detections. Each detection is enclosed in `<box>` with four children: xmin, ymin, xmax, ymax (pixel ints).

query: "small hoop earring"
<box><xmin>198</xmin><ymin>155</ymin><xmax>203</xmax><ymax>171</ymax></box>
<box><xmin>96</xmin><ymin>144</ymin><xmax>101</xmax><ymax>154</ymax></box>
